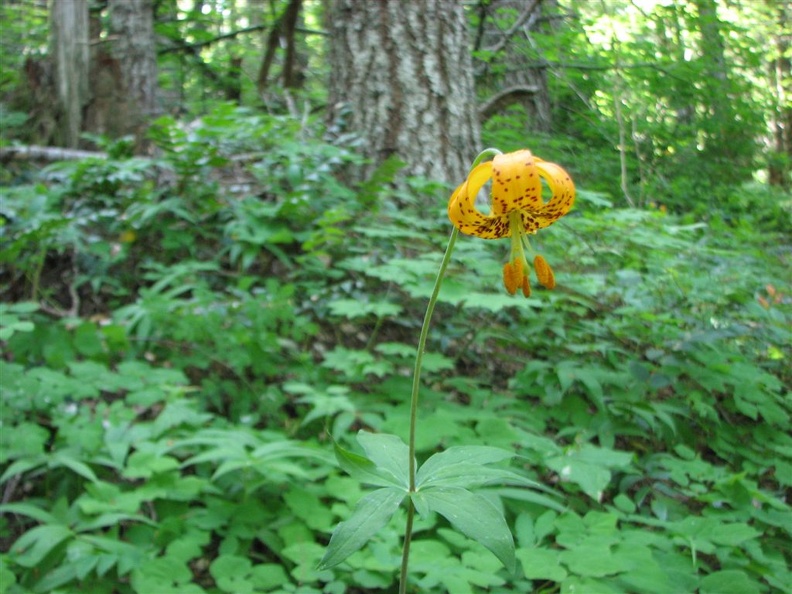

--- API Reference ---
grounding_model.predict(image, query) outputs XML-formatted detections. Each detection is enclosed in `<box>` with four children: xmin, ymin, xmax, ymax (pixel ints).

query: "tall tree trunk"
<box><xmin>326</xmin><ymin>0</ymin><xmax>481</xmax><ymax>187</ymax></box>
<box><xmin>108</xmin><ymin>0</ymin><xmax>158</xmax><ymax>146</ymax></box>
<box><xmin>49</xmin><ymin>0</ymin><xmax>90</xmax><ymax>148</ymax></box>
<box><xmin>768</xmin><ymin>0</ymin><xmax>791</xmax><ymax>189</ymax></box>
<box><xmin>694</xmin><ymin>0</ymin><xmax>729</xmax><ymax>127</ymax></box>
<box><xmin>257</xmin><ymin>0</ymin><xmax>303</xmax><ymax>95</ymax></box>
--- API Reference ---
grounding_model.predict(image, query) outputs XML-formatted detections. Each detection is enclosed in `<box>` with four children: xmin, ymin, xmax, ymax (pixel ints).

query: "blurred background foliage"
<box><xmin>0</xmin><ymin>0</ymin><xmax>790</xmax><ymax>593</ymax></box>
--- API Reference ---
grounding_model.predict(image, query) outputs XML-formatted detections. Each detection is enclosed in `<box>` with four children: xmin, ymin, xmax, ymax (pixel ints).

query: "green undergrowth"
<box><xmin>1</xmin><ymin>107</ymin><xmax>790</xmax><ymax>593</ymax></box>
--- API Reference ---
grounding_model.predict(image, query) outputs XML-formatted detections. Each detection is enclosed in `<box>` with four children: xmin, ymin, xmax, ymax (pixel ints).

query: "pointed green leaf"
<box><xmin>546</xmin><ymin>457</ymin><xmax>611</xmax><ymax>502</ymax></box>
<box><xmin>11</xmin><ymin>525</ymin><xmax>74</xmax><ymax>568</ymax></box>
<box><xmin>51</xmin><ymin>450</ymin><xmax>99</xmax><ymax>483</ymax></box>
<box><xmin>415</xmin><ymin>486</ymin><xmax>515</xmax><ymax>572</ymax></box>
<box><xmin>411</xmin><ymin>491</ymin><xmax>431</xmax><ymax>519</ymax></box>
<box><xmin>319</xmin><ymin>487</ymin><xmax>405</xmax><ymax>569</ymax></box>
<box><xmin>700</xmin><ymin>570</ymin><xmax>762</xmax><ymax>594</ymax></box>
<box><xmin>356</xmin><ymin>431</ymin><xmax>410</xmax><ymax>488</ymax></box>
<box><xmin>417</xmin><ymin>446</ymin><xmax>515</xmax><ymax>486</ymax></box>
<box><xmin>0</xmin><ymin>456</ymin><xmax>47</xmax><ymax>485</ymax></box>
<box><xmin>334</xmin><ymin>440</ymin><xmax>406</xmax><ymax>489</ymax></box>
<box><xmin>0</xmin><ymin>502</ymin><xmax>57</xmax><ymax>525</ymax></box>
<box><xmin>495</xmin><ymin>487</ymin><xmax>567</xmax><ymax>513</ymax></box>
<box><xmin>516</xmin><ymin>547</ymin><xmax>567</xmax><ymax>581</ymax></box>
<box><xmin>418</xmin><ymin>463</ymin><xmax>540</xmax><ymax>490</ymax></box>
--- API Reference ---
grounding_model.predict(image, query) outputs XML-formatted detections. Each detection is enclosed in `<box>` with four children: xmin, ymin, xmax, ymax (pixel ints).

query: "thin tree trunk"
<box><xmin>326</xmin><ymin>0</ymin><xmax>481</xmax><ymax>187</ymax></box>
<box><xmin>694</xmin><ymin>0</ymin><xmax>729</xmax><ymax>128</ymax></box>
<box><xmin>257</xmin><ymin>0</ymin><xmax>302</xmax><ymax>94</ymax></box>
<box><xmin>768</xmin><ymin>0</ymin><xmax>791</xmax><ymax>188</ymax></box>
<box><xmin>49</xmin><ymin>0</ymin><xmax>90</xmax><ymax>148</ymax></box>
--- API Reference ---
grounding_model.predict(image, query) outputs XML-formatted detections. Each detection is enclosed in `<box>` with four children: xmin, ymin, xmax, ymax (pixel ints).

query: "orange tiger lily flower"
<box><xmin>448</xmin><ymin>150</ymin><xmax>575</xmax><ymax>296</ymax></box>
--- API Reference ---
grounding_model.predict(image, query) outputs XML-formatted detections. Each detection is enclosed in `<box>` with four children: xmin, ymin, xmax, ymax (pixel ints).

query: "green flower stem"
<box><xmin>398</xmin><ymin>499</ymin><xmax>416</xmax><ymax>594</ymax></box>
<box><xmin>399</xmin><ymin>149</ymin><xmax>499</xmax><ymax>594</ymax></box>
<box><xmin>399</xmin><ymin>225</ymin><xmax>459</xmax><ymax>594</ymax></box>
<box><xmin>407</xmin><ymin>226</ymin><xmax>459</xmax><ymax>490</ymax></box>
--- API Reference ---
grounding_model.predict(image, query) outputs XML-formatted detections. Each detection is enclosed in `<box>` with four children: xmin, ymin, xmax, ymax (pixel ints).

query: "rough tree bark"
<box><xmin>49</xmin><ymin>0</ymin><xmax>90</xmax><ymax>148</ymax></box>
<box><xmin>326</xmin><ymin>0</ymin><xmax>481</xmax><ymax>187</ymax></box>
<box><xmin>108</xmin><ymin>0</ymin><xmax>158</xmax><ymax>144</ymax></box>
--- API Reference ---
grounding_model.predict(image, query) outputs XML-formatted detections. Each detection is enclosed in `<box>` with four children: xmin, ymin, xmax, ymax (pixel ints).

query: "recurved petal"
<box><xmin>534</xmin><ymin>159</ymin><xmax>575</xmax><ymax>229</ymax></box>
<box><xmin>448</xmin><ymin>161</ymin><xmax>513</xmax><ymax>239</ymax></box>
<box><xmin>448</xmin><ymin>160</ymin><xmax>492</xmax><ymax>225</ymax></box>
<box><xmin>490</xmin><ymin>150</ymin><xmax>543</xmax><ymax>216</ymax></box>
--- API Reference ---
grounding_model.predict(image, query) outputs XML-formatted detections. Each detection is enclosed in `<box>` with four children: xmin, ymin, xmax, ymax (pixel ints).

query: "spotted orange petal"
<box><xmin>448</xmin><ymin>161</ymin><xmax>512</xmax><ymax>239</ymax></box>
<box><xmin>490</xmin><ymin>150</ymin><xmax>543</xmax><ymax>217</ymax></box>
<box><xmin>533</xmin><ymin>159</ymin><xmax>575</xmax><ymax>229</ymax></box>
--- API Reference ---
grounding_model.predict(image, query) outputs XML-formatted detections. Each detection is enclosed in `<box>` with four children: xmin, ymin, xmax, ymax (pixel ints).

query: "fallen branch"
<box><xmin>0</xmin><ymin>145</ymin><xmax>107</xmax><ymax>161</ymax></box>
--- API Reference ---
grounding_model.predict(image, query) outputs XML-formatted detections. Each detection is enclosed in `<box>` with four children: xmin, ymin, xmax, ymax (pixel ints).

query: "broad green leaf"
<box><xmin>546</xmin><ymin>456</ymin><xmax>611</xmax><ymax>501</ymax></box>
<box><xmin>51</xmin><ymin>450</ymin><xmax>99</xmax><ymax>483</ymax></box>
<box><xmin>699</xmin><ymin>570</ymin><xmax>762</xmax><ymax>594</ymax></box>
<box><xmin>333</xmin><ymin>440</ymin><xmax>405</xmax><ymax>489</ymax></box>
<box><xmin>0</xmin><ymin>502</ymin><xmax>57</xmax><ymax>524</ymax></box>
<box><xmin>710</xmin><ymin>522</ymin><xmax>761</xmax><ymax>546</ymax></box>
<box><xmin>123</xmin><ymin>451</ymin><xmax>180</xmax><ymax>479</ymax></box>
<box><xmin>81</xmin><ymin>534</ymin><xmax>146</xmax><ymax>573</ymax></box>
<box><xmin>250</xmin><ymin>563</ymin><xmax>289</xmax><ymax>590</ymax></box>
<box><xmin>327</xmin><ymin>298</ymin><xmax>402</xmax><ymax>319</ymax></box>
<box><xmin>297</xmin><ymin>389</ymin><xmax>355</xmax><ymax>426</ymax></box>
<box><xmin>402</xmin><ymin>537</ymin><xmax>508</xmax><ymax>591</ymax></box>
<box><xmin>11</xmin><ymin>524</ymin><xmax>73</xmax><ymax>567</ymax></box>
<box><xmin>420</xmin><ymin>352</ymin><xmax>456</xmax><ymax>373</ymax></box>
<box><xmin>282</xmin><ymin>541</ymin><xmax>330</xmax><ymax>582</ymax></box>
<box><xmin>131</xmin><ymin>556</ymin><xmax>206</xmax><ymax>594</ymax></box>
<box><xmin>558</xmin><ymin>541</ymin><xmax>627</xmax><ymax>577</ymax></box>
<box><xmin>318</xmin><ymin>487</ymin><xmax>405</xmax><ymax>569</ymax></box>
<box><xmin>251</xmin><ymin>440</ymin><xmax>331</xmax><ymax>462</ymax></box>
<box><xmin>416</xmin><ymin>446</ymin><xmax>514</xmax><ymax>486</ymax></box>
<box><xmin>212</xmin><ymin>458</ymin><xmax>308</xmax><ymax>482</ymax></box>
<box><xmin>417</xmin><ymin>463</ymin><xmax>540</xmax><ymax>490</ymax></box>
<box><xmin>4</xmin><ymin>301</ymin><xmax>39</xmax><ymax>314</ymax></box>
<box><xmin>494</xmin><ymin>487</ymin><xmax>567</xmax><ymax>512</ymax></box>
<box><xmin>572</xmin><ymin>444</ymin><xmax>634</xmax><ymax>468</ymax></box>
<box><xmin>414</xmin><ymin>486</ymin><xmax>515</xmax><ymax>573</ymax></box>
<box><xmin>78</xmin><ymin>512</ymin><xmax>157</xmax><ymax>531</ymax></box>
<box><xmin>516</xmin><ymin>547</ymin><xmax>567</xmax><ymax>581</ymax></box>
<box><xmin>612</xmin><ymin>541</ymin><xmax>674</xmax><ymax>594</ymax></box>
<box><xmin>0</xmin><ymin>456</ymin><xmax>47</xmax><ymax>485</ymax></box>
<box><xmin>32</xmin><ymin>562</ymin><xmax>81</xmax><ymax>593</ymax></box>
<box><xmin>0</xmin><ymin>560</ymin><xmax>16</xmax><ymax>593</ymax></box>
<box><xmin>560</xmin><ymin>576</ymin><xmax>624</xmax><ymax>594</ymax></box>
<box><xmin>210</xmin><ymin>555</ymin><xmax>253</xmax><ymax>594</ymax></box>
<box><xmin>356</xmin><ymin>431</ymin><xmax>410</xmax><ymax>488</ymax></box>
<box><xmin>283</xmin><ymin>488</ymin><xmax>334</xmax><ymax>531</ymax></box>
